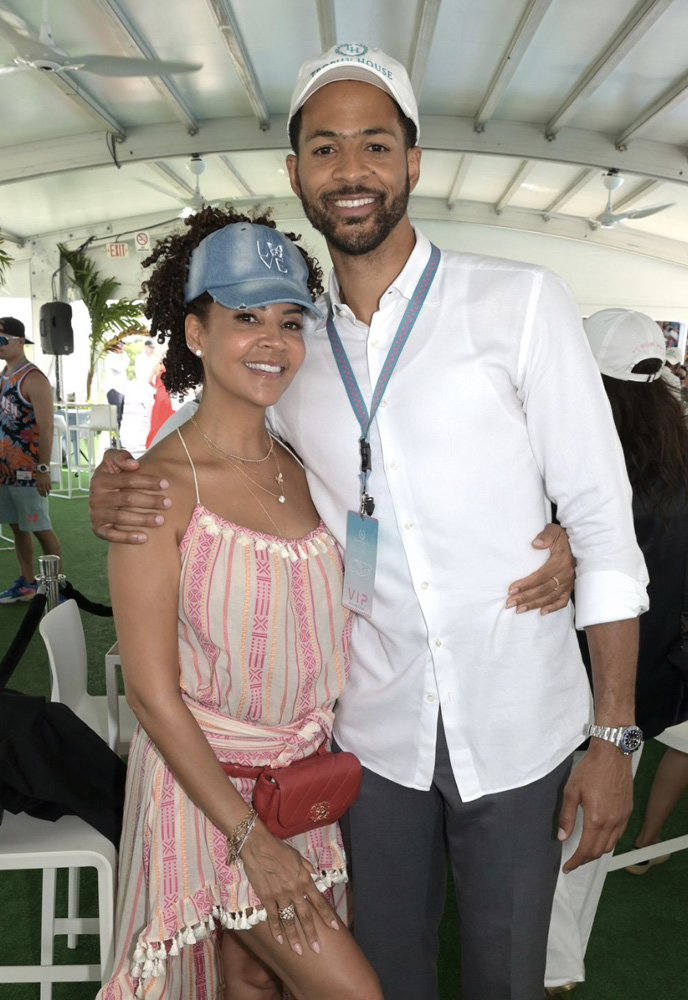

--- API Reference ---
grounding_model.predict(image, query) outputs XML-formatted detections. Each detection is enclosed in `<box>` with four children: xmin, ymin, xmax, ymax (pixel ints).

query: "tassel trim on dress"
<box><xmin>129</xmin><ymin>868</ymin><xmax>347</xmax><ymax>998</ymax></box>
<box><xmin>197</xmin><ymin>514</ymin><xmax>335</xmax><ymax>561</ymax></box>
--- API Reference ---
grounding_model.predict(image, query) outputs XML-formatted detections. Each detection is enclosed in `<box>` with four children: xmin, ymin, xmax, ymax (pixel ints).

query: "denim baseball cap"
<box><xmin>183</xmin><ymin>223</ymin><xmax>321</xmax><ymax>317</ymax></box>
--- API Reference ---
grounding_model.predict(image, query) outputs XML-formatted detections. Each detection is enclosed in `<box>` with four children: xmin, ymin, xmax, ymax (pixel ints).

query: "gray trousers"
<box><xmin>337</xmin><ymin>719</ymin><xmax>571</xmax><ymax>1000</ymax></box>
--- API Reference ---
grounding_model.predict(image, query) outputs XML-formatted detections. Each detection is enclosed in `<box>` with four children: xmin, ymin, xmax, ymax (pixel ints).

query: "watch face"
<box><xmin>621</xmin><ymin>727</ymin><xmax>643</xmax><ymax>752</ymax></box>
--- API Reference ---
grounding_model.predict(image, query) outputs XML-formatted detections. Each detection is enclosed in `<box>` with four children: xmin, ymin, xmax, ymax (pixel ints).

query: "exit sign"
<box><xmin>106</xmin><ymin>242</ymin><xmax>129</xmax><ymax>259</ymax></box>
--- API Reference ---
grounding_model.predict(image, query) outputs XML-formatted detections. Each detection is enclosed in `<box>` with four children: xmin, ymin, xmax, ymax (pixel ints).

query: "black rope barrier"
<box><xmin>61</xmin><ymin>580</ymin><xmax>113</xmax><ymax>617</ymax></box>
<box><xmin>0</xmin><ymin>592</ymin><xmax>47</xmax><ymax>690</ymax></box>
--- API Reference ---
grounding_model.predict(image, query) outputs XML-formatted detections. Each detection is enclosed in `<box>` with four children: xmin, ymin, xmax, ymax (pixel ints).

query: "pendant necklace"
<box><xmin>192</xmin><ymin>416</ymin><xmax>287</xmax><ymax>504</ymax></box>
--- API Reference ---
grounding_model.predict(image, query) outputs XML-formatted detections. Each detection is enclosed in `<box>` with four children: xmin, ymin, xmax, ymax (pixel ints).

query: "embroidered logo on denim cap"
<box><xmin>183</xmin><ymin>223</ymin><xmax>321</xmax><ymax>317</ymax></box>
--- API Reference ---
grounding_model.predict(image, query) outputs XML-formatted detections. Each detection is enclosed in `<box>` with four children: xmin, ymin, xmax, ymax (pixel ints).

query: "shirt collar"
<box><xmin>327</xmin><ymin>228</ymin><xmax>438</xmax><ymax>323</ymax></box>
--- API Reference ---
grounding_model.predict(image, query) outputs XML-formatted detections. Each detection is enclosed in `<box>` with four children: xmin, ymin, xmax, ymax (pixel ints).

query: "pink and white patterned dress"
<box><xmin>99</xmin><ymin>437</ymin><xmax>351</xmax><ymax>999</ymax></box>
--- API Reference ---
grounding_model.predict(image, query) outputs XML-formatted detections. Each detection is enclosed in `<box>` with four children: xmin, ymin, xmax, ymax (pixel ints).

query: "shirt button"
<box><xmin>421</xmin><ymin>581</ymin><xmax>429</xmax><ymax>590</ymax></box>
<box><xmin>425</xmin><ymin>693</ymin><xmax>436</xmax><ymax>703</ymax></box>
<box><xmin>370</xmin><ymin>340</ymin><xmax>379</xmax><ymax>349</ymax></box>
<box><xmin>380</xmin><ymin>399</ymin><xmax>387</xmax><ymax>408</ymax></box>
<box><xmin>390</xmin><ymin>460</ymin><xmax>399</xmax><ymax>470</ymax></box>
<box><xmin>434</xmin><ymin>639</ymin><xmax>442</xmax><ymax>648</ymax></box>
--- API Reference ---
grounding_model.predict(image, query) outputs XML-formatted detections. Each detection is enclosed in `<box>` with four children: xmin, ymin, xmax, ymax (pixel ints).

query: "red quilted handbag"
<box><xmin>220</xmin><ymin>746</ymin><xmax>362</xmax><ymax>839</ymax></box>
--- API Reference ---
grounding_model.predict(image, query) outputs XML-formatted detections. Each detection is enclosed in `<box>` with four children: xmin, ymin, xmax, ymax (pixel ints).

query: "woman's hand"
<box><xmin>89</xmin><ymin>448</ymin><xmax>172</xmax><ymax>543</ymax></box>
<box><xmin>240</xmin><ymin>821</ymin><xmax>339</xmax><ymax>955</ymax></box>
<box><xmin>506</xmin><ymin>523</ymin><xmax>575</xmax><ymax>615</ymax></box>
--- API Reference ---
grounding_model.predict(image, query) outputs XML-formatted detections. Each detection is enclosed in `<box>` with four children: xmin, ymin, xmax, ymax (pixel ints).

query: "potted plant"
<box><xmin>58</xmin><ymin>243</ymin><xmax>147</xmax><ymax>400</ymax></box>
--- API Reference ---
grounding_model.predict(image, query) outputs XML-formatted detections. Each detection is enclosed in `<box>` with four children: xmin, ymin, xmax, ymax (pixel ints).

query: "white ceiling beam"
<box><xmin>410</xmin><ymin>0</ymin><xmax>442</xmax><ymax>95</ymax></box>
<box><xmin>447</xmin><ymin>154</ymin><xmax>473</xmax><ymax>207</ymax></box>
<box><xmin>89</xmin><ymin>0</ymin><xmax>199</xmax><ymax>132</ymax></box>
<box><xmin>204</xmin><ymin>0</ymin><xmax>270</xmax><ymax>129</ymax></box>
<box><xmin>495</xmin><ymin>160</ymin><xmax>535</xmax><ymax>213</ymax></box>
<box><xmin>615</xmin><ymin>71</ymin><xmax>688</xmax><ymax>147</ymax></box>
<box><xmin>219</xmin><ymin>155</ymin><xmax>255</xmax><ymax>197</ymax></box>
<box><xmin>148</xmin><ymin>162</ymin><xmax>196</xmax><ymax>198</ymax></box>
<box><xmin>0</xmin><ymin>226</ymin><xmax>26</xmax><ymax>246</ymax></box>
<box><xmin>543</xmin><ymin>167</ymin><xmax>598</xmax><ymax>215</ymax></box>
<box><xmin>1</xmin><ymin>116</ymin><xmax>688</xmax><ymax>187</ymax></box>
<box><xmin>316</xmin><ymin>0</ymin><xmax>337</xmax><ymax>51</ymax></box>
<box><xmin>411</xmin><ymin>197</ymin><xmax>688</xmax><ymax>268</ymax></box>
<box><xmin>40</xmin><ymin>72</ymin><xmax>126</xmax><ymax>135</ymax></box>
<box><xmin>16</xmin><ymin>196</ymin><xmax>688</xmax><ymax>269</ymax></box>
<box><xmin>613</xmin><ymin>178</ymin><xmax>664</xmax><ymax>211</ymax></box>
<box><xmin>545</xmin><ymin>0</ymin><xmax>675</xmax><ymax>138</ymax></box>
<box><xmin>474</xmin><ymin>0</ymin><xmax>555</xmax><ymax>132</ymax></box>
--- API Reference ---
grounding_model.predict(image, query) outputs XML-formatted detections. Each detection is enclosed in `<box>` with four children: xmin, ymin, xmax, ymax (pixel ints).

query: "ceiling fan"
<box><xmin>140</xmin><ymin>155</ymin><xmax>224</xmax><ymax>217</ymax></box>
<box><xmin>0</xmin><ymin>0</ymin><xmax>202</xmax><ymax>77</ymax></box>
<box><xmin>589</xmin><ymin>170</ymin><xmax>674</xmax><ymax>230</ymax></box>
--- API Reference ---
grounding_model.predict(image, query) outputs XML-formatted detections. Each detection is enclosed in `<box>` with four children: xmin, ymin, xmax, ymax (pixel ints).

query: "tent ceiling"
<box><xmin>1</xmin><ymin>0</ymin><xmax>688</xmax><ymax>268</ymax></box>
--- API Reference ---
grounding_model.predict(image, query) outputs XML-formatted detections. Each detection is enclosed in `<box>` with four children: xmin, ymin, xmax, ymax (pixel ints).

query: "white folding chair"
<box><xmin>84</xmin><ymin>403</ymin><xmax>120</xmax><ymax>462</ymax></box>
<box><xmin>39</xmin><ymin>599</ymin><xmax>136</xmax><ymax>756</ymax></box>
<box><xmin>0</xmin><ymin>812</ymin><xmax>117</xmax><ymax>999</ymax></box>
<box><xmin>608</xmin><ymin>720</ymin><xmax>688</xmax><ymax>871</ymax></box>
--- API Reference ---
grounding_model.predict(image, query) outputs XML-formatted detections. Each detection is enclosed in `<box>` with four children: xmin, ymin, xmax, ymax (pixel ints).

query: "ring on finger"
<box><xmin>278</xmin><ymin>904</ymin><xmax>296</xmax><ymax>921</ymax></box>
<box><xmin>551</xmin><ymin>575</ymin><xmax>560</xmax><ymax>591</ymax></box>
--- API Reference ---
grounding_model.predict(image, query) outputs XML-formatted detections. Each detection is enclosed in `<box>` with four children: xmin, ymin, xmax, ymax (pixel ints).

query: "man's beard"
<box><xmin>300</xmin><ymin>176</ymin><xmax>411</xmax><ymax>256</ymax></box>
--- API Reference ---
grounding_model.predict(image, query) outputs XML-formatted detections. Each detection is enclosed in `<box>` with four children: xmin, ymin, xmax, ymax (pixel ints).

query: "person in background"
<box><xmin>0</xmin><ymin>317</ymin><xmax>62</xmax><ymax>603</ymax></box>
<box><xmin>134</xmin><ymin>337</ymin><xmax>157</xmax><ymax>388</ymax></box>
<box><xmin>545</xmin><ymin>308</ymin><xmax>688</xmax><ymax>995</ymax></box>
<box><xmin>103</xmin><ymin>342</ymin><xmax>129</xmax><ymax>432</ymax></box>
<box><xmin>89</xmin><ymin>46</ymin><xmax>646</xmax><ymax>1000</ymax></box>
<box><xmin>145</xmin><ymin>354</ymin><xmax>174</xmax><ymax>449</ymax></box>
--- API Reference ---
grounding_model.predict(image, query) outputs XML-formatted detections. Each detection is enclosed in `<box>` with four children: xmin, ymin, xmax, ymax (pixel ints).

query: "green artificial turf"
<box><xmin>1</xmin><ymin>498</ymin><xmax>687</xmax><ymax>999</ymax></box>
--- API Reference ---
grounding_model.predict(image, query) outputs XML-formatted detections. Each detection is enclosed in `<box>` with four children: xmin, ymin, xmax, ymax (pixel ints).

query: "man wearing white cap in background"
<box><xmin>90</xmin><ymin>45</ymin><xmax>648</xmax><ymax>1000</ymax></box>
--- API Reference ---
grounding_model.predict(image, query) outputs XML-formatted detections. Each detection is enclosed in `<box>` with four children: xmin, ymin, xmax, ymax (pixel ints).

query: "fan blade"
<box><xmin>0</xmin><ymin>5</ymin><xmax>32</xmax><ymax>34</ymax></box>
<box><xmin>621</xmin><ymin>202</ymin><xmax>675</xmax><ymax>221</ymax></box>
<box><xmin>136</xmin><ymin>179</ymin><xmax>186</xmax><ymax>203</ymax></box>
<box><xmin>71</xmin><ymin>54</ymin><xmax>202</xmax><ymax>77</ymax></box>
<box><xmin>0</xmin><ymin>62</ymin><xmax>33</xmax><ymax>74</ymax></box>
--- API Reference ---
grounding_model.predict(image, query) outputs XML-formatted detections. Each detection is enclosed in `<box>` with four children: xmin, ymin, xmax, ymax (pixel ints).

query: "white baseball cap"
<box><xmin>584</xmin><ymin>309</ymin><xmax>666</xmax><ymax>382</ymax></box>
<box><xmin>288</xmin><ymin>43</ymin><xmax>419</xmax><ymax>141</ymax></box>
<box><xmin>666</xmin><ymin>346</ymin><xmax>684</xmax><ymax>365</ymax></box>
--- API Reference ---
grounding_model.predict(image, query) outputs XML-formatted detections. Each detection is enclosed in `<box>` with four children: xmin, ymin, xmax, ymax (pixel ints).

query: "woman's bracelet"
<box><xmin>226</xmin><ymin>808</ymin><xmax>257</xmax><ymax>867</ymax></box>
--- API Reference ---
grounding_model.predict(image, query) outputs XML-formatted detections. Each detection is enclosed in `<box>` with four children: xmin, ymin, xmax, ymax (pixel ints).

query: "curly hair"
<box><xmin>140</xmin><ymin>205</ymin><xmax>324</xmax><ymax>397</ymax></box>
<box><xmin>602</xmin><ymin>361</ymin><xmax>688</xmax><ymax>516</ymax></box>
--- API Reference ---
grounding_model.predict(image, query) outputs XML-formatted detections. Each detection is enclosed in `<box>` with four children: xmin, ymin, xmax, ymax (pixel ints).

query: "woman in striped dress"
<box><xmin>99</xmin><ymin>207</ymin><xmax>382</xmax><ymax>1000</ymax></box>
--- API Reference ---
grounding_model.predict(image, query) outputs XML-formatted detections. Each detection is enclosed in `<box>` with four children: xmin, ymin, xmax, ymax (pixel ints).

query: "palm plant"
<box><xmin>58</xmin><ymin>243</ymin><xmax>146</xmax><ymax>399</ymax></box>
<box><xmin>0</xmin><ymin>240</ymin><xmax>12</xmax><ymax>287</ymax></box>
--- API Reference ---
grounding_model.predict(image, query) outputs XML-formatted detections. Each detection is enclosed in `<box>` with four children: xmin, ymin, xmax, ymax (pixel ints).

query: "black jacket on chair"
<box><xmin>0</xmin><ymin>689</ymin><xmax>126</xmax><ymax>846</ymax></box>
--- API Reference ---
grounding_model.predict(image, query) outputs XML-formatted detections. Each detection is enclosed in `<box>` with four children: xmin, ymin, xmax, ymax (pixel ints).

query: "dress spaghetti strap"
<box><xmin>176</xmin><ymin>427</ymin><xmax>200</xmax><ymax>504</ymax></box>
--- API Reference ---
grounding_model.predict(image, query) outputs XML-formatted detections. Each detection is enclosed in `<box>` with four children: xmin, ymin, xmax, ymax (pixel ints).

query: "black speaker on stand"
<box><xmin>40</xmin><ymin>301</ymin><xmax>73</xmax><ymax>402</ymax></box>
<box><xmin>39</xmin><ymin>301</ymin><xmax>74</xmax><ymax>355</ymax></box>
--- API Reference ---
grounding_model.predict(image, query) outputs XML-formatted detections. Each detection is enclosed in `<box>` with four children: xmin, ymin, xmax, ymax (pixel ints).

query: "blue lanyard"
<box><xmin>325</xmin><ymin>243</ymin><xmax>441</xmax><ymax>514</ymax></box>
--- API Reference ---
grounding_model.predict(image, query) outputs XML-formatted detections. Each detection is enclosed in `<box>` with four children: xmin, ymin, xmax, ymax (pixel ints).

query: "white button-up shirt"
<box><xmin>271</xmin><ymin>229</ymin><xmax>648</xmax><ymax>800</ymax></box>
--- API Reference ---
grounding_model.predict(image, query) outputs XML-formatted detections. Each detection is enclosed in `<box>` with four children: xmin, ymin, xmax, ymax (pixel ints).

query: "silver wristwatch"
<box><xmin>36</xmin><ymin>463</ymin><xmax>50</xmax><ymax>474</ymax></box>
<box><xmin>584</xmin><ymin>723</ymin><xmax>643</xmax><ymax>755</ymax></box>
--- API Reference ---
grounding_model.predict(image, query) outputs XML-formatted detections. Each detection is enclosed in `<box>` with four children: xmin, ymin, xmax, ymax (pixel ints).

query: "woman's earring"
<box><xmin>195</xmin><ymin>350</ymin><xmax>202</xmax><ymax>357</ymax></box>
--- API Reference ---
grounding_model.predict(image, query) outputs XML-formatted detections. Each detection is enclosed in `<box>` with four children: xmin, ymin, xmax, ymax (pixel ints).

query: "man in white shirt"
<box><xmin>89</xmin><ymin>46</ymin><xmax>647</xmax><ymax>1000</ymax></box>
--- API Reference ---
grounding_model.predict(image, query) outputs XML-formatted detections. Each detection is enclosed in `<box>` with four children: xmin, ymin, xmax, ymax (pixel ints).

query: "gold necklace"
<box><xmin>193</xmin><ymin>418</ymin><xmax>287</xmax><ymax>504</ymax></box>
<box><xmin>230</xmin><ymin>472</ymin><xmax>284</xmax><ymax>535</ymax></box>
<box><xmin>191</xmin><ymin>416</ymin><xmax>274</xmax><ymax>464</ymax></box>
<box><xmin>225</xmin><ymin>451</ymin><xmax>286</xmax><ymax>504</ymax></box>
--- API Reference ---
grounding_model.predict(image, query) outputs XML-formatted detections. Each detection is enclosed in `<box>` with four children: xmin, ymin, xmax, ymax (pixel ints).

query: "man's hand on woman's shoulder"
<box><xmin>89</xmin><ymin>448</ymin><xmax>172</xmax><ymax>544</ymax></box>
